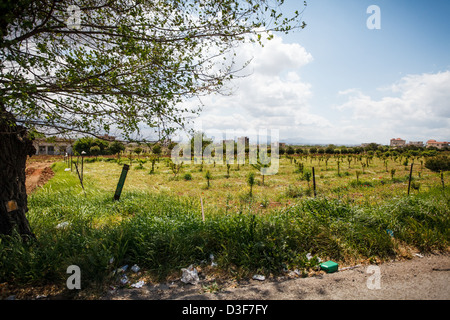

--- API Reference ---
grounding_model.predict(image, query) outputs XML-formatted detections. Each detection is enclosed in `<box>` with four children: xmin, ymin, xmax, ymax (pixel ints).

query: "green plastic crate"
<box><xmin>320</xmin><ymin>260</ymin><xmax>339</xmax><ymax>273</ymax></box>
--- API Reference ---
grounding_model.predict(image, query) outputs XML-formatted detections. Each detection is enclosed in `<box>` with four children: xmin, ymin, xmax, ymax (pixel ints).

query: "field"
<box><xmin>64</xmin><ymin>152</ymin><xmax>447</xmax><ymax>210</ymax></box>
<box><xmin>1</xmin><ymin>151</ymin><xmax>449</xmax><ymax>299</ymax></box>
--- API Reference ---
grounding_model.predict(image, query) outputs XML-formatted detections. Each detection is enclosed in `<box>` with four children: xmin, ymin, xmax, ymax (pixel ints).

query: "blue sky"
<box><xmin>189</xmin><ymin>0</ymin><xmax>450</xmax><ymax>145</ymax></box>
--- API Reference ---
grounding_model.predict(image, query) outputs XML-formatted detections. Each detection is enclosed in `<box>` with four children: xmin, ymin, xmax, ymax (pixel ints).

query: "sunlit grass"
<box><xmin>0</xmin><ymin>154</ymin><xmax>448</xmax><ymax>297</ymax></box>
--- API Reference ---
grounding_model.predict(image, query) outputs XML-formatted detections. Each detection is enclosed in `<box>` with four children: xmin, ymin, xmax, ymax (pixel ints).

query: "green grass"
<box><xmin>0</xmin><ymin>159</ymin><xmax>449</xmax><ymax>298</ymax></box>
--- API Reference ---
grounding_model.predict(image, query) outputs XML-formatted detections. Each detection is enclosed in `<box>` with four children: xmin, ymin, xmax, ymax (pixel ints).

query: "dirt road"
<box><xmin>105</xmin><ymin>253</ymin><xmax>449</xmax><ymax>300</ymax></box>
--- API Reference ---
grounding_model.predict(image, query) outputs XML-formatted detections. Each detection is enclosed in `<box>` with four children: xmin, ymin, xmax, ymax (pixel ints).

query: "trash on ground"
<box><xmin>306</xmin><ymin>252</ymin><xmax>322</xmax><ymax>263</ymax></box>
<box><xmin>252</xmin><ymin>274</ymin><xmax>265</xmax><ymax>281</ymax></box>
<box><xmin>415</xmin><ymin>253</ymin><xmax>424</xmax><ymax>258</ymax></box>
<box><xmin>119</xmin><ymin>265</ymin><xmax>129</xmax><ymax>272</ymax></box>
<box><xmin>209</xmin><ymin>254</ymin><xmax>218</xmax><ymax>267</ymax></box>
<box><xmin>320</xmin><ymin>260</ymin><xmax>339</xmax><ymax>273</ymax></box>
<box><xmin>181</xmin><ymin>264</ymin><xmax>200</xmax><ymax>284</ymax></box>
<box><xmin>120</xmin><ymin>274</ymin><xmax>128</xmax><ymax>285</ymax></box>
<box><xmin>340</xmin><ymin>264</ymin><xmax>362</xmax><ymax>271</ymax></box>
<box><xmin>131</xmin><ymin>264</ymin><xmax>140</xmax><ymax>273</ymax></box>
<box><xmin>56</xmin><ymin>221</ymin><xmax>70</xmax><ymax>229</ymax></box>
<box><xmin>386</xmin><ymin>229</ymin><xmax>394</xmax><ymax>237</ymax></box>
<box><xmin>64</xmin><ymin>168</ymin><xmax>71</xmax><ymax>171</ymax></box>
<box><xmin>130</xmin><ymin>280</ymin><xmax>145</xmax><ymax>288</ymax></box>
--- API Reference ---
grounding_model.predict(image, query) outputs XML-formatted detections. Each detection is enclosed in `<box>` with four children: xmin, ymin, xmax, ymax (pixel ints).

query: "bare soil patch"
<box><xmin>25</xmin><ymin>161</ymin><xmax>55</xmax><ymax>193</ymax></box>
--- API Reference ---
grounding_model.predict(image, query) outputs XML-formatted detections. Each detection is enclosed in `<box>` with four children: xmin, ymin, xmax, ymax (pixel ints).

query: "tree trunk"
<box><xmin>0</xmin><ymin>106</ymin><xmax>36</xmax><ymax>239</ymax></box>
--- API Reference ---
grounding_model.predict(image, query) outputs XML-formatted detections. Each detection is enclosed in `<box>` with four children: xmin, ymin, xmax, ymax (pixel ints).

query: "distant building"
<box><xmin>33</xmin><ymin>138</ymin><xmax>74</xmax><ymax>155</ymax></box>
<box><xmin>426</xmin><ymin>139</ymin><xmax>449</xmax><ymax>149</ymax></box>
<box><xmin>99</xmin><ymin>134</ymin><xmax>116</xmax><ymax>142</ymax></box>
<box><xmin>407</xmin><ymin>141</ymin><xmax>424</xmax><ymax>147</ymax></box>
<box><xmin>390</xmin><ymin>138</ymin><xmax>406</xmax><ymax>148</ymax></box>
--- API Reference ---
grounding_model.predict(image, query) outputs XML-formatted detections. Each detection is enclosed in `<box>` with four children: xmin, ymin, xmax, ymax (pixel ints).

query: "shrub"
<box><xmin>425</xmin><ymin>156</ymin><xmax>450</xmax><ymax>172</ymax></box>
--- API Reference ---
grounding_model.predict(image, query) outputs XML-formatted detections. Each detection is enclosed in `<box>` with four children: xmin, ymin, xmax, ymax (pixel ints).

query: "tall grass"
<box><xmin>0</xmin><ymin>162</ymin><xmax>448</xmax><ymax>296</ymax></box>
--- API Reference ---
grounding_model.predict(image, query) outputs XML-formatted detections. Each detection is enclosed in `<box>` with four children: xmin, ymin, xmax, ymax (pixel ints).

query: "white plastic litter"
<box><xmin>209</xmin><ymin>254</ymin><xmax>217</xmax><ymax>267</ymax></box>
<box><xmin>181</xmin><ymin>264</ymin><xmax>199</xmax><ymax>284</ymax></box>
<box><xmin>56</xmin><ymin>221</ymin><xmax>70</xmax><ymax>229</ymax></box>
<box><xmin>131</xmin><ymin>280</ymin><xmax>145</xmax><ymax>288</ymax></box>
<box><xmin>120</xmin><ymin>275</ymin><xmax>128</xmax><ymax>285</ymax></box>
<box><xmin>131</xmin><ymin>264</ymin><xmax>140</xmax><ymax>273</ymax></box>
<box><xmin>306</xmin><ymin>253</ymin><xmax>313</xmax><ymax>260</ymax></box>
<box><xmin>252</xmin><ymin>274</ymin><xmax>265</xmax><ymax>281</ymax></box>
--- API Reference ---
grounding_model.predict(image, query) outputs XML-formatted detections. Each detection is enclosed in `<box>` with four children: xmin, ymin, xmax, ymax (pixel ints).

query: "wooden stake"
<box><xmin>74</xmin><ymin>163</ymin><xmax>86</xmax><ymax>197</ymax></box>
<box><xmin>312</xmin><ymin>167</ymin><xmax>317</xmax><ymax>198</ymax></box>
<box><xmin>407</xmin><ymin>163</ymin><xmax>414</xmax><ymax>195</ymax></box>
<box><xmin>201</xmin><ymin>196</ymin><xmax>205</xmax><ymax>222</ymax></box>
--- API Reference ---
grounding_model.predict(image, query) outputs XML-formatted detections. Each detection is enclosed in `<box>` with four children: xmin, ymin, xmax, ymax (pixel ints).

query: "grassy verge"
<box><xmin>0</xmin><ymin>162</ymin><xmax>448</xmax><ymax>298</ymax></box>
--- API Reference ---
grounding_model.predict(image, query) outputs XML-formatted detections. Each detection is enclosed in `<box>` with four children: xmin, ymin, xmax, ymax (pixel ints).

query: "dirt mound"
<box><xmin>25</xmin><ymin>162</ymin><xmax>55</xmax><ymax>193</ymax></box>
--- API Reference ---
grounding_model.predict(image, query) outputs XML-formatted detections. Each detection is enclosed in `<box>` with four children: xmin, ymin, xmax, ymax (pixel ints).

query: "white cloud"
<box><xmin>187</xmin><ymin>33</ymin><xmax>450</xmax><ymax>145</ymax></box>
<box><xmin>336</xmin><ymin>71</ymin><xmax>450</xmax><ymax>142</ymax></box>
<box><xmin>193</xmin><ymin>34</ymin><xmax>330</xmax><ymax>140</ymax></box>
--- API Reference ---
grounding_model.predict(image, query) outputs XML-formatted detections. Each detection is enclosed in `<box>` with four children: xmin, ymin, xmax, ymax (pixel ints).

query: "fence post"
<box><xmin>407</xmin><ymin>163</ymin><xmax>414</xmax><ymax>195</ymax></box>
<box><xmin>201</xmin><ymin>196</ymin><xmax>205</xmax><ymax>222</ymax></box>
<box><xmin>114</xmin><ymin>164</ymin><xmax>130</xmax><ymax>201</ymax></box>
<box><xmin>74</xmin><ymin>163</ymin><xmax>86</xmax><ymax>197</ymax></box>
<box><xmin>312</xmin><ymin>167</ymin><xmax>317</xmax><ymax>198</ymax></box>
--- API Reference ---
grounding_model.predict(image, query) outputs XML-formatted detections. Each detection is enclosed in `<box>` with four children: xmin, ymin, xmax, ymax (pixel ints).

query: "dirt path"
<box><xmin>25</xmin><ymin>161</ymin><xmax>54</xmax><ymax>193</ymax></box>
<box><xmin>104</xmin><ymin>253</ymin><xmax>450</xmax><ymax>300</ymax></box>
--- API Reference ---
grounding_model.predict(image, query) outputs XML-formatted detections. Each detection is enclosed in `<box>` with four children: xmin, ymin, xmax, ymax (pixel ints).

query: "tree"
<box><xmin>286</xmin><ymin>146</ymin><xmax>295</xmax><ymax>155</ymax></box>
<box><xmin>247</xmin><ymin>172</ymin><xmax>255</xmax><ymax>197</ymax></box>
<box><xmin>90</xmin><ymin>145</ymin><xmax>100</xmax><ymax>160</ymax></box>
<box><xmin>425</xmin><ymin>156</ymin><xmax>450</xmax><ymax>189</ymax></box>
<box><xmin>325</xmin><ymin>145</ymin><xmax>334</xmax><ymax>154</ymax></box>
<box><xmin>152</xmin><ymin>144</ymin><xmax>162</xmax><ymax>157</ymax></box>
<box><xmin>134</xmin><ymin>147</ymin><xmax>143</xmax><ymax>159</ymax></box>
<box><xmin>303</xmin><ymin>171</ymin><xmax>311</xmax><ymax>188</ymax></box>
<box><xmin>73</xmin><ymin>137</ymin><xmax>94</xmax><ymax>155</ymax></box>
<box><xmin>425</xmin><ymin>156</ymin><xmax>450</xmax><ymax>172</ymax></box>
<box><xmin>92</xmin><ymin>138</ymin><xmax>109</xmax><ymax>154</ymax></box>
<box><xmin>191</xmin><ymin>131</ymin><xmax>212</xmax><ymax>160</ymax></box>
<box><xmin>0</xmin><ymin>0</ymin><xmax>305</xmax><ymax>237</ymax></box>
<box><xmin>109</xmin><ymin>141</ymin><xmax>125</xmax><ymax>159</ymax></box>
<box><xmin>205</xmin><ymin>170</ymin><xmax>212</xmax><ymax>189</ymax></box>
<box><xmin>251</xmin><ymin>151</ymin><xmax>272</xmax><ymax>185</ymax></box>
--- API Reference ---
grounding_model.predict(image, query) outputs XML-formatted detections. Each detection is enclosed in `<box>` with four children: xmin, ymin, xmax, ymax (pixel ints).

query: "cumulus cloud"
<box><xmin>193</xmin><ymin>34</ymin><xmax>329</xmax><ymax>140</ymax></box>
<box><xmin>336</xmin><ymin>71</ymin><xmax>450</xmax><ymax>141</ymax></box>
<box><xmin>188</xmin><ymin>33</ymin><xmax>449</xmax><ymax>145</ymax></box>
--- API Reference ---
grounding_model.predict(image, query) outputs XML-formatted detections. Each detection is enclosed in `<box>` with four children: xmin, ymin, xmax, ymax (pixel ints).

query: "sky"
<box><xmin>187</xmin><ymin>0</ymin><xmax>450</xmax><ymax>146</ymax></box>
